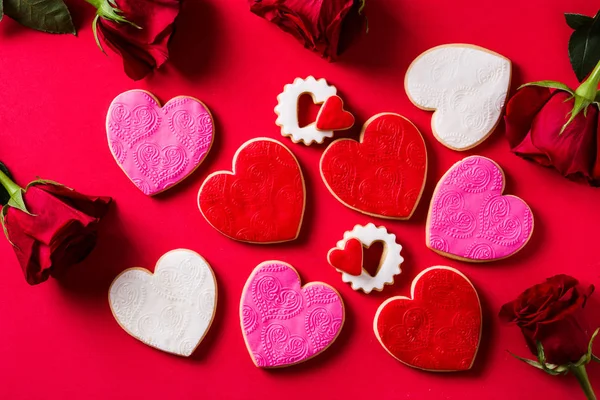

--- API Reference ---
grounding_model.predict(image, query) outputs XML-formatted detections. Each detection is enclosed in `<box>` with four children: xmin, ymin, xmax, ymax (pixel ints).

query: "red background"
<box><xmin>1</xmin><ymin>0</ymin><xmax>599</xmax><ymax>399</ymax></box>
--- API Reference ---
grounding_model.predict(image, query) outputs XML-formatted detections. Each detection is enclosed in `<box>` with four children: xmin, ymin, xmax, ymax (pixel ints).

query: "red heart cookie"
<box><xmin>198</xmin><ymin>138</ymin><xmax>305</xmax><ymax>243</ymax></box>
<box><xmin>374</xmin><ymin>267</ymin><xmax>481</xmax><ymax>371</ymax></box>
<box><xmin>316</xmin><ymin>96</ymin><xmax>355</xmax><ymax>131</ymax></box>
<box><xmin>320</xmin><ymin>113</ymin><xmax>427</xmax><ymax>219</ymax></box>
<box><xmin>327</xmin><ymin>238</ymin><xmax>363</xmax><ymax>276</ymax></box>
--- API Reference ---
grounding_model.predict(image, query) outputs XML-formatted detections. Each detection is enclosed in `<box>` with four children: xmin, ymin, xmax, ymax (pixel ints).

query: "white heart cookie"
<box><xmin>109</xmin><ymin>249</ymin><xmax>217</xmax><ymax>356</ymax></box>
<box><xmin>405</xmin><ymin>44</ymin><xmax>511</xmax><ymax>151</ymax></box>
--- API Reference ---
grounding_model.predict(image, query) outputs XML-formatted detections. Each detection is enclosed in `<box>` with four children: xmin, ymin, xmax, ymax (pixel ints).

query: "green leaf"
<box><xmin>596</xmin><ymin>90</ymin><xmax>600</xmax><ymax>103</ymax></box>
<box><xmin>7</xmin><ymin>189</ymin><xmax>28</xmax><ymax>214</ymax></box>
<box><xmin>520</xmin><ymin>80</ymin><xmax>574</xmax><ymax>94</ymax></box>
<box><xmin>565</xmin><ymin>13</ymin><xmax>594</xmax><ymax>30</ymax></box>
<box><xmin>0</xmin><ymin>0</ymin><xmax>4</xmax><ymax>21</ymax></box>
<box><xmin>508</xmin><ymin>351</ymin><xmax>545</xmax><ymax>370</ymax></box>
<box><xmin>561</xmin><ymin>94</ymin><xmax>592</xmax><ymax>133</ymax></box>
<box><xmin>569</xmin><ymin>11</ymin><xmax>600</xmax><ymax>82</ymax></box>
<box><xmin>0</xmin><ymin>162</ymin><xmax>13</xmax><ymax>207</ymax></box>
<box><xmin>508</xmin><ymin>350</ymin><xmax>568</xmax><ymax>375</ymax></box>
<box><xmin>3</xmin><ymin>0</ymin><xmax>75</xmax><ymax>34</ymax></box>
<box><xmin>587</xmin><ymin>328</ymin><xmax>600</xmax><ymax>360</ymax></box>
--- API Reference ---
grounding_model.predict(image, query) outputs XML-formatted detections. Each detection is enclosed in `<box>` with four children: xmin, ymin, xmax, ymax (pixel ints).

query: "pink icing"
<box><xmin>241</xmin><ymin>262</ymin><xmax>344</xmax><ymax>368</ymax></box>
<box><xmin>106</xmin><ymin>90</ymin><xmax>214</xmax><ymax>195</ymax></box>
<box><xmin>428</xmin><ymin>156</ymin><xmax>533</xmax><ymax>261</ymax></box>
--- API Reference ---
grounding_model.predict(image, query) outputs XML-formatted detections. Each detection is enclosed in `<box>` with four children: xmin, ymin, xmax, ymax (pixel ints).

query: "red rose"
<box><xmin>248</xmin><ymin>0</ymin><xmax>366</xmax><ymax>61</ymax></box>
<box><xmin>499</xmin><ymin>274</ymin><xmax>595</xmax><ymax>365</ymax></box>
<box><xmin>2</xmin><ymin>182</ymin><xmax>112</xmax><ymax>285</ymax></box>
<box><xmin>504</xmin><ymin>86</ymin><xmax>600</xmax><ymax>185</ymax></box>
<box><xmin>93</xmin><ymin>0</ymin><xmax>180</xmax><ymax>80</ymax></box>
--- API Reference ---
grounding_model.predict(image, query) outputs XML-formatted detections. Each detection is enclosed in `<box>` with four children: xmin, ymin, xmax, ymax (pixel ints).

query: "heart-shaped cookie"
<box><xmin>426</xmin><ymin>156</ymin><xmax>534</xmax><ymax>262</ymax></box>
<box><xmin>108</xmin><ymin>249</ymin><xmax>217</xmax><ymax>357</ymax></box>
<box><xmin>374</xmin><ymin>266</ymin><xmax>481</xmax><ymax>371</ymax></box>
<box><xmin>316</xmin><ymin>95</ymin><xmax>355</xmax><ymax>131</ymax></box>
<box><xmin>405</xmin><ymin>44</ymin><xmax>511</xmax><ymax>150</ymax></box>
<box><xmin>106</xmin><ymin>90</ymin><xmax>214</xmax><ymax>195</ymax></box>
<box><xmin>327</xmin><ymin>238</ymin><xmax>363</xmax><ymax>276</ymax></box>
<box><xmin>198</xmin><ymin>138</ymin><xmax>305</xmax><ymax>243</ymax></box>
<box><xmin>240</xmin><ymin>261</ymin><xmax>344</xmax><ymax>368</ymax></box>
<box><xmin>320</xmin><ymin>113</ymin><xmax>427</xmax><ymax>219</ymax></box>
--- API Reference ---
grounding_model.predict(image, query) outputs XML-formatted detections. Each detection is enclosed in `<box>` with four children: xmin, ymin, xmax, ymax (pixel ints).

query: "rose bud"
<box><xmin>500</xmin><ymin>275</ymin><xmax>598</xmax><ymax>400</ymax></box>
<box><xmin>0</xmin><ymin>166</ymin><xmax>112</xmax><ymax>285</ymax></box>
<box><xmin>505</xmin><ymin>60</ymin><xmax>600</xmax><ymax>186</ymax></box>
<box><xmin>248</xmin><ymin>0</ymin><xmax>367</xmax><ymax>61</ymax></box>
<box><xmin>87</xmin><ymin>0</ymin><xmax>180</xmax><ymax>80</ymax></box>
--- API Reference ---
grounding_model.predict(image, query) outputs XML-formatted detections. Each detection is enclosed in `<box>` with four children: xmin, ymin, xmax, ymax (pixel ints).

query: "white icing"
<box><xmin>405</xmin><ymin>45</ymin><xmax>511</xmax><ymax>150</ymax></box>
<box><xmin>108</xmin><ymin>249</ymin><xmax>217</xmax><ymax>357</ymax></box>
<box><xmin>336</xmin><ymin>223</ymin><xmax>403</xmax><ymax>294</ymax></box>
<box><xmin>275</xmin><ymin>76</ymin><xmax>337</xmax><ymax>145</ymax></box>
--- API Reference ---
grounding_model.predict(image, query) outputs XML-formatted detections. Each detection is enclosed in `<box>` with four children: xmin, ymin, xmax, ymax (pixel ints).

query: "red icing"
<box><xmin>375</xmin><ymin>268</ymin><xmax>481</xmax><ymax>371</ymax></box>
<box><xmin>320</xmin><ymin>113</ymin><xmax>427</xmax><ymax>219</ymax></box>
<box><xmin>315</xmin><ymin>96</ymin><xmax>355</xmax><ymax>131</ymax></box>
<box><xmin>328</xmin><ymin>238</ymin><xmax>363</xmax><ymax>276</ymax></box>
<box><xmin>198</xmin><ymin>139</ymin><xmax>305</xmax><ymax>243</ymax></box>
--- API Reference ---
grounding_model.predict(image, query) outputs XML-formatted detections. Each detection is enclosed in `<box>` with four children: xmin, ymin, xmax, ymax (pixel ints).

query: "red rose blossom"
<box><xmin>92</xmin><ymin>0</ymin><xmax>180</xmax><ymax>80</ymax></box>
<box><xmin>505</xmin><ymin>86</ymin><xmax>600</xmax><ymax>185</ymax></box>
<box><xmin>1</xmin><ymin>172</ymin><xmax>112</xmax><ymax>285</ymax></box>
<box><xmin>248</xmin><ymin>0</ymin><xmax>366</xmax><ymax>61</ymax></box>
<box><xmin>499</xmin><ymin>274</ymin><xmax>595</xmax><ymax>365</ymax></box>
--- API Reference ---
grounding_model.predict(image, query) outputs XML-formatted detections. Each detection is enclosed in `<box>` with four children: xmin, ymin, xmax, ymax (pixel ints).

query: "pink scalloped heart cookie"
<box><xmin>106</xmin><ymin>90</ymin><xmax>214</xmax><ymax>195</ymax></box>
<box><xmin>426</xmin><ymin>156</ymin><xmax>534</xmax><ymax>262</ymax></box>
<box><xmin>240</xmin><ymin>261</ymin><xmax>344</xmax><ymax>368</ymax></box>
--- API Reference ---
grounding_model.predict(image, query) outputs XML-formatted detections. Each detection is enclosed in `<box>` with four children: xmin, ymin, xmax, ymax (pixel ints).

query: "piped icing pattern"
<box><xmin>427</xmin><ymin>156</ymin><xmax>533</xmax><ymax>261</ymax></box>
<box><xmin>241</xmin><ymin>261</ymin><xmax>344</xmax><ymax>368</ymax></box>
<box><xmin>106</xmin><ymin>90</ymin><xmax>214</xmax><ymax>195</ymax></box>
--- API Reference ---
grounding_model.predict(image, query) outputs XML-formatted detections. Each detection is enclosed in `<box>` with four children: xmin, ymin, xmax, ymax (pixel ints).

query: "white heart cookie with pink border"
<box><xmin>106</xmin><ymin>90</ymin><xmax>214</xmax><ymax>195</ymax></box>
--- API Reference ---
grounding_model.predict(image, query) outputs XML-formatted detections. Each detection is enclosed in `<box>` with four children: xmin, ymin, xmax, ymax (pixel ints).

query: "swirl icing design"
<box><xmin>241</xmin><ymin>262</ymin><xmax>344</xmax><ymax>368</ymax></box>
<box><xmin>198</xmin><ymin>139</ymin><xmax>305</xmax><ymax>243</ymax></box>
<box><xmin>375</xmin><ymin>267</ymin><xmax>482</xmax><ymax>371</ymax></box>
<box><xmin>405</xmin><ymin>45</ymin><xmax>511</xmax><ymax>150</ymax></box>
<box><xmin>106</xmin><ymin>90</ymin><xmax>214</xmax><ymax>195</ymax></box>
<box><xmin>320</xmin><ymin>113</ymin><xmax>427</xmax><ymax>219</ymax></box>
<box><xmin>428</xmin><ymin>156</ymin><xmax>533</xmax><ymax>261</ymax></box>
<box><xmin>108</xmin><ymin>249</ymin><xmax>217</xmax><ymax>357</ymax></box>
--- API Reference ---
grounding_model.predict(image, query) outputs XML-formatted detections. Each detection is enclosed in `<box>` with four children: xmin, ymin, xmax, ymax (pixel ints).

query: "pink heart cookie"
<box><xmin>240</xmin><ymin>261</ymin><xmax>344</xmax><ymax>368</ymax></box>
<box><xmin>426</xmin><ymin>156</ymin><xmax>534</xmax><ymax>262</ymax></box>
<box><xmin>106</xmin><ymin>90</ymin><xmax>214</xmax><ymax>195</ymax></box>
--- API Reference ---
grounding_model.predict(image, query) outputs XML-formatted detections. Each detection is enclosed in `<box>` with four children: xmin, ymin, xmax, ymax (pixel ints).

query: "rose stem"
<box><xmin>570</xmin><ymin>365</ymin><xmax>597</xmax><ymax>400</ymax></box>
<box><xmin>0</xmin><ymin>169</ymin><xmax>22</xmax><ymax>199</ymax></box>
<box><xmin>576</xmin><ymin>59</ymin><xmax>600</xmax><ymax>103</ymax></box>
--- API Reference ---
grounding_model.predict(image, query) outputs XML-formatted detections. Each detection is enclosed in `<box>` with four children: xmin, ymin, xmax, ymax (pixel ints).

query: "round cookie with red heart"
<box><xmin>374</xmin><ymin>266</ymin><xmax>482</xmax><ymax>371</ymax></box>
<box><xmin>320</xmin><ymin>113</ymin><xmax>427</xmax><ymax>219</ymax></box>
<box><xmin>197</xmin><ymin>138</ymin><xmax>305</xmax><ymax>243</ymax></box>
<box><xmin>327</xmin><ymin>223</ymin><xmax>403</xmax><ymax>294</ymax></box>
<box><xmin>275</xmin><ymin>77</ymin><xmax>354</xmax><ymax>145</ymax></box>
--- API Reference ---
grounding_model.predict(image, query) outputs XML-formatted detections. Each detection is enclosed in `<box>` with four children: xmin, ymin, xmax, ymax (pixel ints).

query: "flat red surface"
<box><xmin>1</xmin><ymin>0</ymin><xmax>599</xmax><ymax>399</ymax></box>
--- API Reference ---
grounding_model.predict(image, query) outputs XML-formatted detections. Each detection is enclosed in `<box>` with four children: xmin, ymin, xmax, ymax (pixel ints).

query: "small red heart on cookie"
<box><xmin>374</xmin><ymin>267</ymin><xmax>481</xmax><ymax>371</ymax></box>
<box><xmin>316</xmin><ymin>96</ymin><xmax>355</xmax><ymax>131</ymax></box>
<box><xmin>328</xmin><ymin>238</ymin><xmax>363</xmax><ymax>276</ymax></box>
